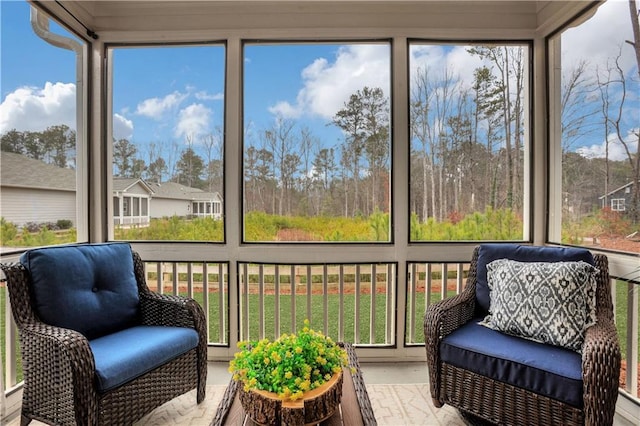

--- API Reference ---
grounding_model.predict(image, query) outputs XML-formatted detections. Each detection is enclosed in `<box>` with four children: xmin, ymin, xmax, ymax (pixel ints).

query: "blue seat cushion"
<box><xmin>90</xmin><ymin>325</ymin><xmax>199</xmax><ymax>392</ymax></box>
<box><xmin>441</xmin><ymin>320</ymin><xmax>583</xmax><ymax>408</ymax></box>
<box><xmin>476</xmin><ymin>244</ymin><xmax>594</xmax><ymax>314</ymax></box>
<box><xmin>20</xmin><ymin>243</ymin><xmax>140</xmax><ymax>340</ymax></box>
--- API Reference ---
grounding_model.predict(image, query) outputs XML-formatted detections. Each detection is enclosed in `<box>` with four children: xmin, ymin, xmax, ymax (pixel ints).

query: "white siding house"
<box><xmin>0</xmin><ymin>152</ymin><xmax>76</xmax><ymax>228</ymax></box>
<box><xmin>147</xmin><ymin>182</ymin><xmax>223</xmax><ymax>220</ymax></box>
<box><xmin>1</xmin><ymin>153</ymin><xmax>224</xmax><ymax>229</ymax></box>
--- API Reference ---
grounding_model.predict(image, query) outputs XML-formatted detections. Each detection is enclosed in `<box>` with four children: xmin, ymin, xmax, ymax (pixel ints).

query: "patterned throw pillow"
<box><xmin>480</xmin><ymin>259</ymin><xmax>598</xmax><ymax>352</ymax></box>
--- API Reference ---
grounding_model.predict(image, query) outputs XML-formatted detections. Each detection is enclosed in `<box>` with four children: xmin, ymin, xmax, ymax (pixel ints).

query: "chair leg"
<box><xmin>20</xmin><ymin>414</ymin><xmax>32</xmax><ymax>426</ymax></box>
<box><xmin>197</xmin><ymin>384</ymin><xmax>206</xmax><ymax>404</ymax></box>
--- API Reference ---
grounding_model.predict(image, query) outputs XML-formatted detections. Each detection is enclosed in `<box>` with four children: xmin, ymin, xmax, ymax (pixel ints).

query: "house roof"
<box><xmin>0</xmin><ymin>155</ymin><xmax>222</xmax><ymax>202</ymax></box>
<box><xmin>598</xmin><ymin>180</ymin><xmax>639</xmax><ymax>200</ymax></box>
<box><xmin>113</xmin><ymin>177</ymin><xmax>155</xmax><ymax>194</ymax></box>
<box><xmin>0</xmin><ymin>152</ymin><xmax>75</xmax><ymax>191</ymax></box>
<box><xmin>148</xmin><ymin>181</ymin><xmax>222</xmax><ymax>202</ymax></box>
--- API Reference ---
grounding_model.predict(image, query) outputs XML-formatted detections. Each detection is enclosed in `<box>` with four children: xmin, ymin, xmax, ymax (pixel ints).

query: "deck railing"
<box><xmin>237</xmin><ymin>262</ymin><xmax>396</xmax><ymax>345</ymax></box>
<box><xmin>1</xmin><ymin>256</ymin><xmax>638</xmax><ymax>413</ymax></box>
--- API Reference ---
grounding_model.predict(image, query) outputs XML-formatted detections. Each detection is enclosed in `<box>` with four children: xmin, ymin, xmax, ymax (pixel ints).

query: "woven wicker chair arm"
<box><xmin>19</xmin><ymin>322</ymin><xmax>97</xmax><ymax>420</ymax></box>
<box><xmin>139</xmin><ymin>292</ymin><xmax>207</xmax><ymax>331</ymax></box>
<box><xmin>424</xmin><ymin>284</ymin><xmax>476</xmax><ymax>341</ymax></box>
<box><xmin>581</xmin><ymin>319</ymin><xmax>621</xmax><ymax>426</ymax></box>
<box><xmin>423</xmin><ymin>284</ymin><xmax>476</xmax><ymax>408</ymax></box>
<box><xmin>19</xmin><ymin>321</ymin><xmax>93</xmax><ymax>358</ymax></box>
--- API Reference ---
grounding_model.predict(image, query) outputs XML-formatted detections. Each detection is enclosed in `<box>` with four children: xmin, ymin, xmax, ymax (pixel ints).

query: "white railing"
<box><xmin>237</xmin><ymin>263</ymin><xmax>396</xmax><ymax>345</ymax></box>
<box><xmin>142</xmin><ymin>261</ymin><xmax>229</xmax><ymax>345</ymax></box>
<box><xmin>405</xmin><ymin>261</ymin><xmax>468</xmax><ymax>344</ymax></box>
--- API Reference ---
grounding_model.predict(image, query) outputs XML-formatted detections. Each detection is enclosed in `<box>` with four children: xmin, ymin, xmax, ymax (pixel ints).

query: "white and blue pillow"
<box><xmin>480</xmin><ymin>258</ymin><xmax>598</xmax><ymax>352</ymax></box>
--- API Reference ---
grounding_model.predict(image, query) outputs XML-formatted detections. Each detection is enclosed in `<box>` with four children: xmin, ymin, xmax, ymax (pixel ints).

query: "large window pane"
<box><xmin>243</xmin><ymin>43</ymin><xmax>392</xmax><ymax>242</ymax></box>
<box><xmin>550</xmin><ymin>0</ymin><xmax>639</xmax><ymax>255</ymax></box>
<box><xmin>110</xmin><ymin>45</ymin><xmax>225</xmax><ymax>240</ymax></box>
<box><xmin>1</xmin><ymin>1</ymin><xmax>86</xmax><ymax>250</ymax></box>
<box><xmin>408</xmin><ymin>42</ymin><xmax>529</xmax><ymax>242</ymax></box>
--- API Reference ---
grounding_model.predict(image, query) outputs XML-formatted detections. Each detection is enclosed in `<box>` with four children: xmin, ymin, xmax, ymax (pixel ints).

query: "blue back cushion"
<box><xmin>20</xmin><ymin>243</ymin><xmax>140</xmax><ymax>340</ymax></box>
<box><xmin>475</xmin><ymin>244</ymin><xmax>594</xmax><ymax>313</ymax></box>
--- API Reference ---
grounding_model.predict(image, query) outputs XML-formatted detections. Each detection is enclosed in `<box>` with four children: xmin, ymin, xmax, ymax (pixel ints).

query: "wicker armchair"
<box><xmin>424</xmin><ymin>244</ymin><xmax>621</xmax><ymax>426</ymax></box>
<box><xmin>1</xmin><ymin>243</ymin><xmax>207</xmax><ymax>426</ymax></box>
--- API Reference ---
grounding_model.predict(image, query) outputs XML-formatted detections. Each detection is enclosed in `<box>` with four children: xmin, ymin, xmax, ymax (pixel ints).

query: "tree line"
<box><xmin>245</xmin><ymin>86</ymin><xmax>390</xmax><ymax>218</ymax></box>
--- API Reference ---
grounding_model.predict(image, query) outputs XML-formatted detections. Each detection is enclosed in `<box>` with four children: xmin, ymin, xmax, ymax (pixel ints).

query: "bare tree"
<box><xmin>362</xmin><ymin>87</ymin><xmax>390</xmax><ymax>215</ymax></box>
<box><xmin>627</xmin><ymin>0</ymin><xmax>640</xmax><ymax>81</ymax></box>
<box><xmin>333</xmin><ymin>91</ymin><xmax>366</xmax><ymax>216</ymax></box>
<box><xmin>201</xmin><ymin>127</ymin><xmax>224</xmax><ymax>192</ymax></box>
<box><xmin>469</xmin><ymin>46</ymin><xmax>525</xmax><ymax>209</ymax></box>
<box><xmin>299</xmin><ymin>126</ymin><xmax>319</xmax><ymax>215</ymax></box>
<box><xmin>561</xmin><ymin>61</ymin><xmax>600</xmax><ymax>153</ymax></box>
<box><xmin>264</xmin><ymin>117</ymin><xmax>297</xmax><ymax>215</ymax></box>
<box><xmin>597</xmin><ymin>48</ymin><xmax>640</xmax><ymax>222</ymax></box>
<box><xmin>410</xmin><ymin>66</ymin><xmax>435</xmax><ymax>221</ymax></box>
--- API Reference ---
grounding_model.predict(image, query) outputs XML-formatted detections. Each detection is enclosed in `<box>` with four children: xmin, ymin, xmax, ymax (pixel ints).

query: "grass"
<box><xmin>1</xmin><ymin>286</ymin><xmax>23</xmax><ymax>384</ymax></box>
<box><xmin>241</xmin><ymin>293</ymin><xmax>391</xmax><ymax>344</ymax></box>
<box><xmin>614</xmin><ymin>280</ymin><xmax>640</xmax><ymax>361</ymax></box>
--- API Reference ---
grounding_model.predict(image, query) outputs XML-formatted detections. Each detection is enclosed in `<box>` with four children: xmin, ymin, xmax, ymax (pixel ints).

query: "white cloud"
<box><xmin>410</xmin><ymin>44</ymin><xmax>507</xmax><ymax>93</ymax></box>
<box><xmin>268</xmin><ymin>101</ymin><xmax>301</xmax><ymax>119</ymax></box>
<box><xmin>271</xmin><ymin>44</ymin><xmax>391</xmax><ymax>120</ymax></box>
<box><xmin>561</xmin><ymin>1</ymin><xmax>636</xmax><ymax>78</ymax></box>
<box><xmin>0</xmin><ymin>82</ymin><xmax>76</xmax><ymax>133</ymax></box>
<box><xmin>175</xmin><ymin>103</ymin><xmax>212</xmax><ymax>139</ymax></box>
<box><xmin>136</xmin><ymin>91</ymin><xmax>187</xmax><ymax>119</ymax></box>
<box><xmin>195</xmin><ymin>91</ymin><xmax>224</xmax><ymax>101</ymax></box>
<box><xmin>113</xmin><ymin>113</ymin><xmax>134</xmax><ymax>141</ymax></box>
<box><xmin>577</xmin><ymin>128</ymin><xmax>640</xmax><ymax>161</ymax></box>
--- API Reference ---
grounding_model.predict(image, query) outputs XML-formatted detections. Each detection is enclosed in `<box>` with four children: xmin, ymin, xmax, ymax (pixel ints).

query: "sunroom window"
<box><xmin>109</xmin><ymin>44</ymin><xmax>225</xmax><ymax>241</ymax></box>
<box><xmin>408</xmin><ymin>41</ymin><xmax>530</xmax><ymax>242</ymax></box>
<box><xmin>0</xmin><ymin>2</ymin><xmax>88</xmax><ymax>249</ymax></box>
<box><xmin>548</xmin><ymin>0</ymin><xmax>639</xmax><ymax>255</ymax></box>
<box><xmin>242</xmin><ymin>42</ymin><xmax>392</xmax><ymax>242</ymax></box>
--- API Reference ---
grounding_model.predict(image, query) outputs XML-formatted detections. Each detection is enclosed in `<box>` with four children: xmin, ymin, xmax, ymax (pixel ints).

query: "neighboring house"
<box><xmin>147</xmin><ymin>181</ymin><xmax>223</xmax><ymax>220</ymax></box>
<box><xmin>112</xmin><ymin>177</ymin><xmax>154</xmax><ymax>227</ymax></box>
<box><xmin>1</xmin><ymin>152</ymin><xmax>223</xmax><ymax>229</ymax></box>
<box><xmin>0</xmin><ymin>152</ymin><xmax>76</xmax><ymax>228</ymax></box>
<box><xmin>598</xmin><ymin>180</ymin><xmax>639</xmax><ymax>213</ymax></box>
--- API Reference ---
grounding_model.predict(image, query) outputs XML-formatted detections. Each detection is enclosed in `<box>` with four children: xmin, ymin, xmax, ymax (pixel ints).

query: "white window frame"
<box><xmin>611</xmin><ymin>198</ymin><xmax>626</xmax><ymax>212</ymax></box>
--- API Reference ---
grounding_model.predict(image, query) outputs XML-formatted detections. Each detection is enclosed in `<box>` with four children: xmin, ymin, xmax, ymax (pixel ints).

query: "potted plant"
<box><xmin>229</xmin><ymin>320</ymin><xmax>350</xmax><ymax>425</ymax></box>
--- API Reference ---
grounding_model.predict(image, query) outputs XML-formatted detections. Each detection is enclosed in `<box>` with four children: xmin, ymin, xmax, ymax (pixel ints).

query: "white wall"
<box><xmin>150</xmin><ymin>198</ymin><xmax>191</xmax><ymax>218</ymax></box>
<box><xmin>0</xmin><ymin>187</ymin><xmax>75</xmax><ymax>227</ymax></box>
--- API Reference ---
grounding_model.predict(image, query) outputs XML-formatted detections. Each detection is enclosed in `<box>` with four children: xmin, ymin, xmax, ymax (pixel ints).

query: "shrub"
<box><xmin>56</xmin><ymin>219</ymin><xmax>73</xmax><ymax>230</ymax></box>
<box><xmin>0</xmin><ymin>217</ymin><xmax>18</xmax><ymax>243</ymax></box>
<box><xmin>24</xmin><ymin>222</ymin><xmax>41</xmax><ymax>233</ymax></box>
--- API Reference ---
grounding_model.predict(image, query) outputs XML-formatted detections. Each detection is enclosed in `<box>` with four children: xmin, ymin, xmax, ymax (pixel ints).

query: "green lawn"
<box><xmin>613</xmin><ymin>280</ymin><xmax>640</xmax><ymax>360</ymax></box>
<box><xmin>240</xmin><ymin>293</ymin><xmax>391</xmax><ymax>344</ymax></box>
<box><xmin>1</xmin><ymin>287</ymin><xmax>23</xmax><ymax>384</ymax></box>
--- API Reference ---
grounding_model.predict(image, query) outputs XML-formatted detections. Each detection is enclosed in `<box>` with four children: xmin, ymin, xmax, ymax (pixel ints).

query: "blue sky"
<box><xmin>1</xmin><ymin>0</ymin><xmax>637</xmax><ymax>164</ymax></box>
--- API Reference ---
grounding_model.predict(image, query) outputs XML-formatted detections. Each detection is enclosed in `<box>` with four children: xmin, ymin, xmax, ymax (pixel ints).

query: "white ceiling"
<box><xmin>45</xmin><ymin>0</ymin><xmax>588</xmax><ymax>36</ymax></box>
